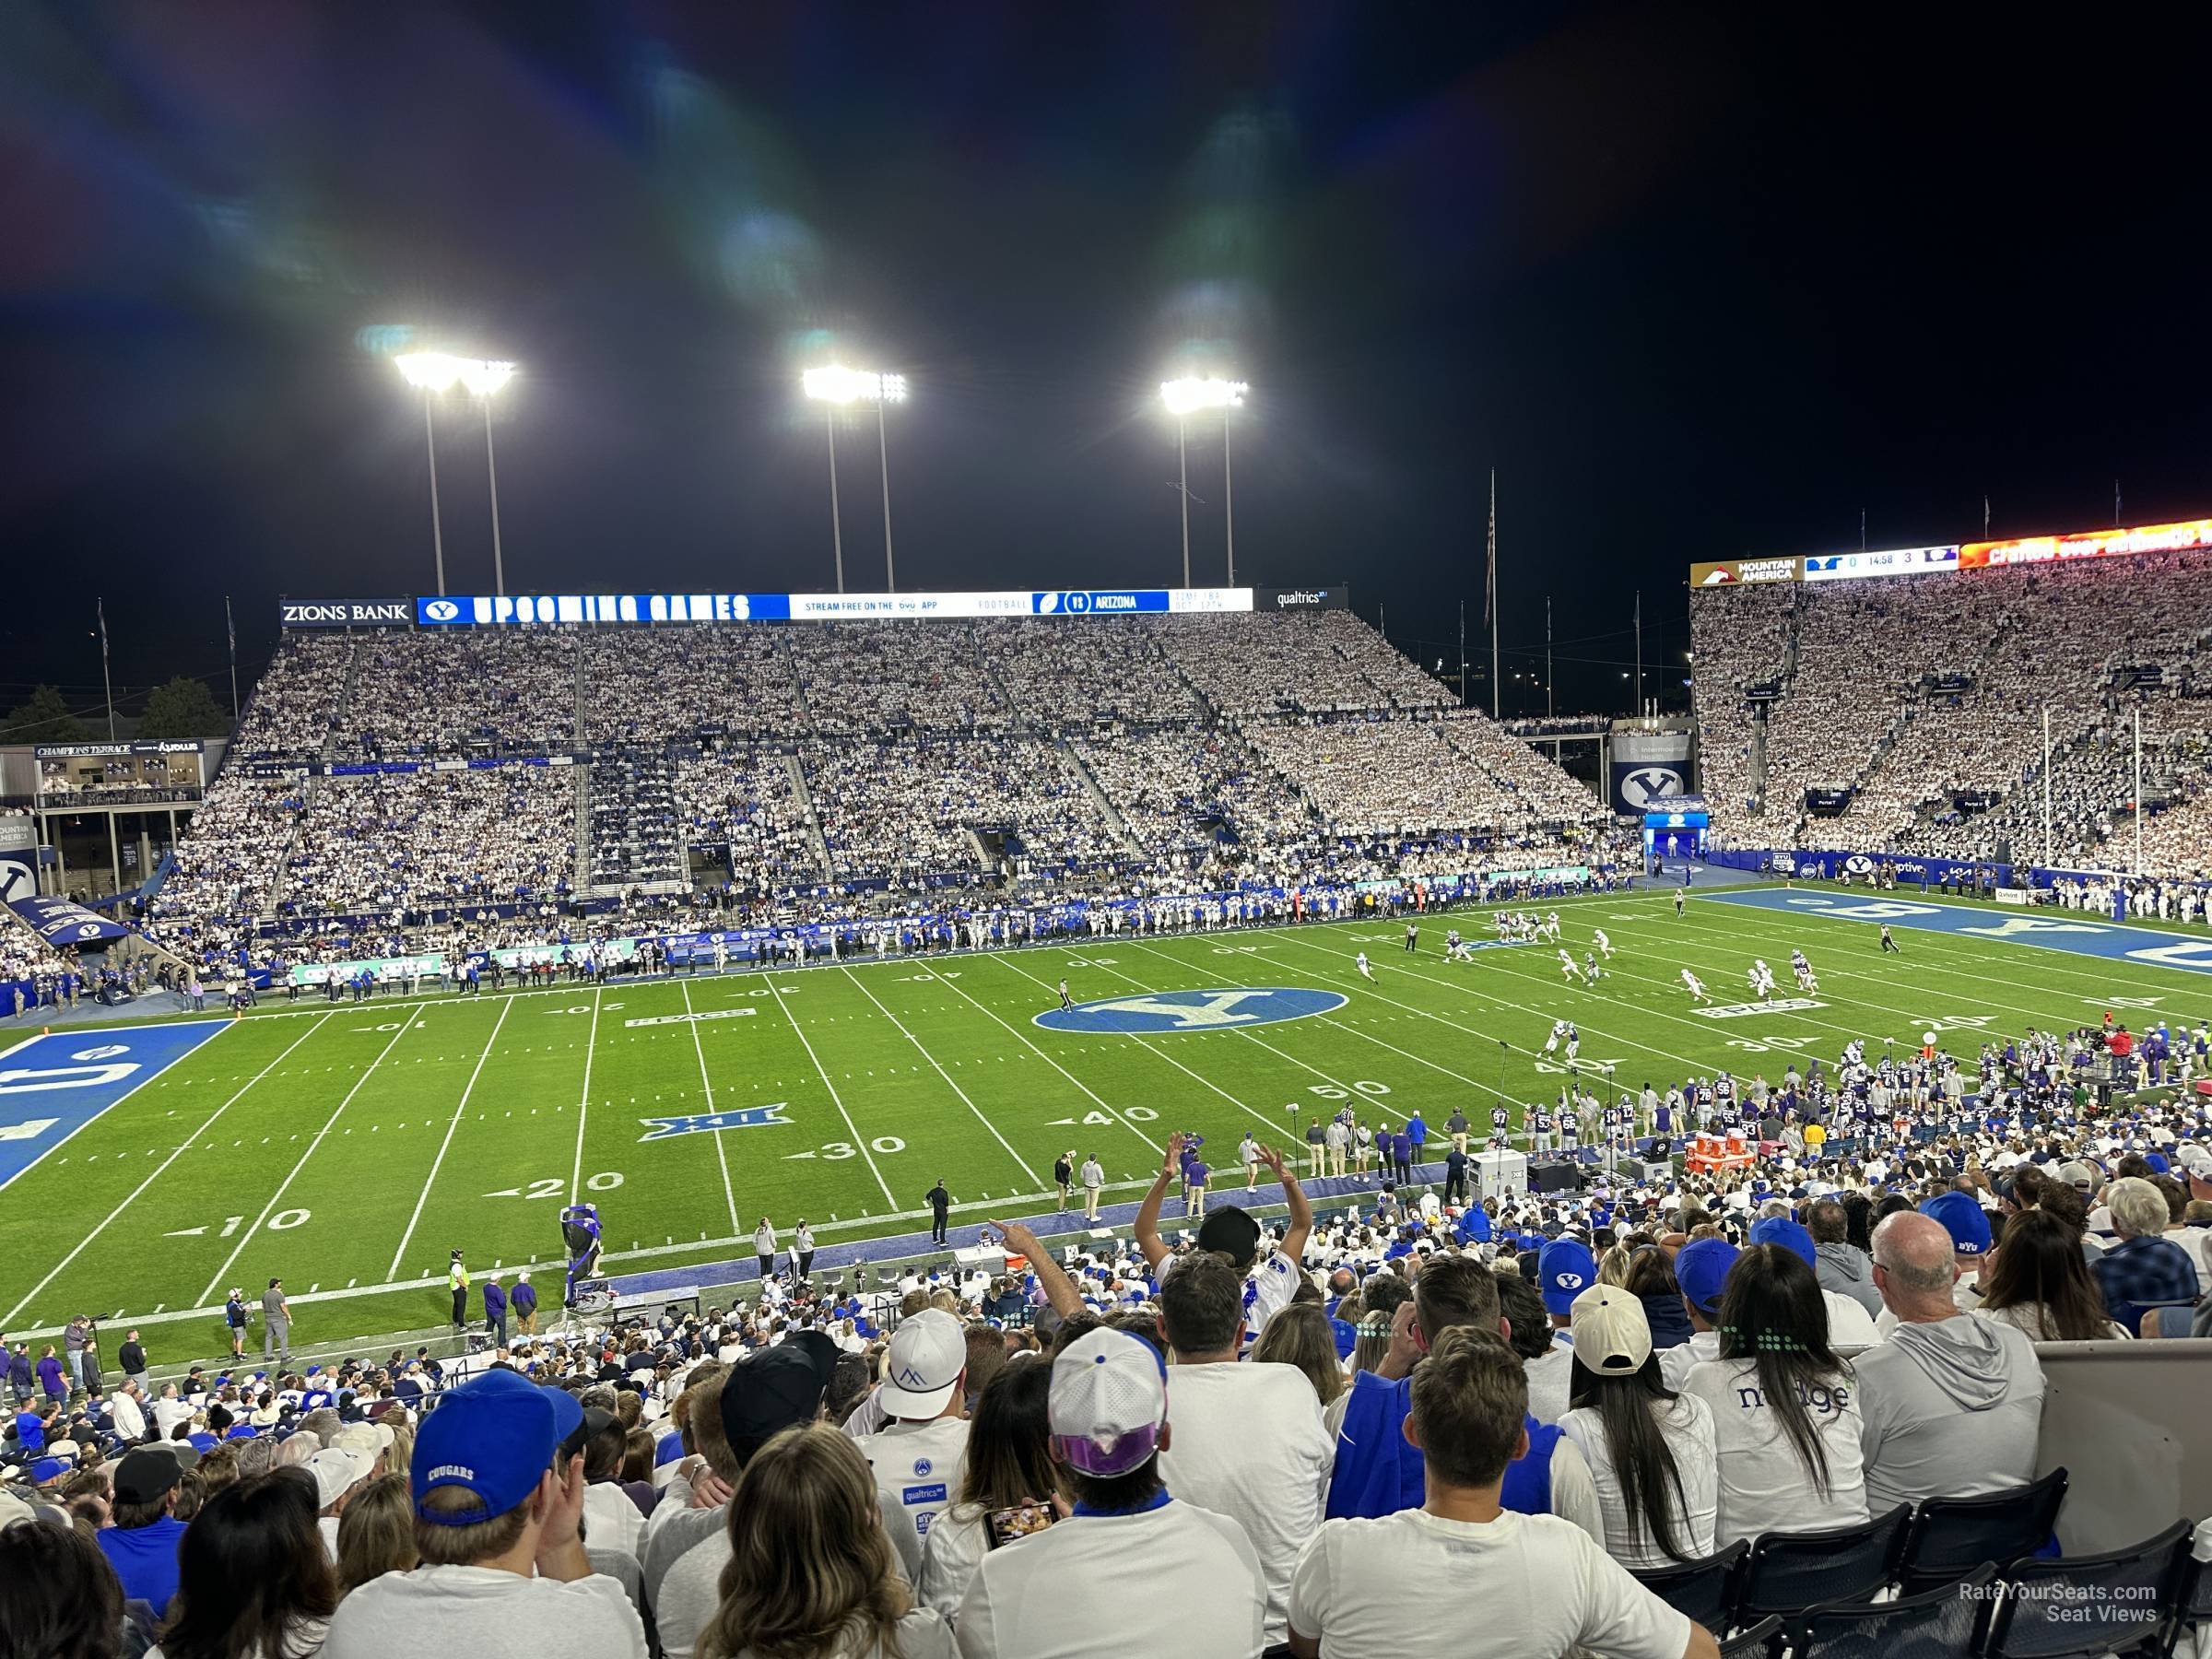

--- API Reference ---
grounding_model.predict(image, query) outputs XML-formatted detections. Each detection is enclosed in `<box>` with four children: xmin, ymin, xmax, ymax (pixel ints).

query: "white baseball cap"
<box><xmin>877</xmin><ymin>1309</ymin><xmax>966</xmax><ymax>1418</ymax></box>
<box><xmin>1569</xmin><ymin>1284</ymin><xmax>1653</xmax><ymax>1376</ymax></box>
<box><xmin>308</xmin><ymin>1445</ymin><xmax>371</xmax><ymax>1511</ymax></box>
<box><xmin>331</xmin><ymin>1421</ymin><xmax>394</xmax><ymax>1458</ymax></box>
<box><xmin>1050</xmin><ymin>1327</ymin><xmax>1168</xmax><ymax>1477</ymax></box>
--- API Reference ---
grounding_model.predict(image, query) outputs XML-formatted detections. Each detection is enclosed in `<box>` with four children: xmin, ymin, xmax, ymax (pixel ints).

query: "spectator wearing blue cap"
<box><xmin>1747</xmin><ymin>1216</ymin><xmax>1879</xmax><ymax>1354</ymax></box>
<box><xmin>1910</xmin><ymin>1191</ymin><xmax>1995</xmax><ymax>1324</ymax></box>
<box><xmin>1656</xmin><ymin>1239</ymin><xmax>1737</xmax><ymax>1391</ymax></box>
<box><xmin>319</xmin><ymin>1370</ymin><xmax>647</xmax><ymax>1658</ymax></box>
<box><xmin>1526</xmin><ymin>1240</ymin><xmax>1593</xmax><ymax>1423</ymax></box>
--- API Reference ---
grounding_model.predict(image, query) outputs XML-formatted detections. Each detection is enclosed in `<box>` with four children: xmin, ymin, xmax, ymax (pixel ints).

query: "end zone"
<box><xmin>0</xmin><ymin>1020</ymin><xmax>232</xmax><ymax>1189</ymax></box>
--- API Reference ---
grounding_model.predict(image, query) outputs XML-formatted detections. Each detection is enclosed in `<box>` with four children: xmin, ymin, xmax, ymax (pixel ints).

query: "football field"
<box><xmin>6</xmin><ymin>884</ymin><xmax>2210</xmax><ymax>1351</ymax></box>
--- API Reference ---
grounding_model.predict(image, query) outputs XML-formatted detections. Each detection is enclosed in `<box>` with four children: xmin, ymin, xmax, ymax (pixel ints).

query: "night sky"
<box><xmin>6</xmin><ymin>5</ymin><xmax>2207</xmax><ymax>723</ymax></box>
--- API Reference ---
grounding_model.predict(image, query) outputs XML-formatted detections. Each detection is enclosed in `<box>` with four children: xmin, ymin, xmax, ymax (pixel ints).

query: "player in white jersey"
<box><xmin>1593</xmin><ymin>928</ymin><xmax>1614</xmax><ymax>959</ymax></box>
<box><xmin>1681</xmin><ymin>967</ymin><xmax>1711</xmax><ymax>1003</ymax></box>
<box><xmin>1356</xmin><ymin>951</ymin><xmax>1373</xmax><ymax>981</ymax></box>
<box><xmin>1747</xmin><ymin>959</ymin><xmax>1775</xmax><ymax>1000</ymax></box>
<box><xmin>1545</xmin><ymin>911</ymin><xmax>1562</xmax><ymax>940</ymax></box>
<box><xmin>1545</xmin><ymin>1018</ymin><xmax>1567</xmax><ymax>1055</ymax></box>
<box><xmin>1558</xmin><ymin>947</ymin><xmax>1577</xmax><ymax>980</ymax></box>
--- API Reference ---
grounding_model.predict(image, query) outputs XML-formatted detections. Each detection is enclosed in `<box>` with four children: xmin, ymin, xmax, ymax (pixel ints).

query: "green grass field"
<box><xmin>6</xmin><ymin>883</ymin><xmax>2207</xmax><ymax>1354</ymax></box>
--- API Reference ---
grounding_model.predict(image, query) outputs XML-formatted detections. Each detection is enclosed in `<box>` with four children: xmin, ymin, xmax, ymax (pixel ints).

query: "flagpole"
<box><xmin>2134</xmin><ymin>706</ymin><xmax>2143</xmax><ymax>877</ymax></box>
<box><xmin>1488</xmin><ymin>467</ymin><xmax>1500</xmax><ymax>717</ymax></box>
<box><xmin>226</xmin><ymin>596</ymin><xmax>241</xmax><ymax>725</ymax></box>
<box><xmin>1634</xmin><ymin>590</ymin><xmax>1643</xmax><ymax>712</ymax></box>
<box><xmin>1457</xmin><ymin>600</ymin><xmax>1466</xmax><ymax>709</ymax></box>
<box><xmin>98</xmin><ymin>598</ymin><xmax>116</xmax><ymax>740</ymax></box>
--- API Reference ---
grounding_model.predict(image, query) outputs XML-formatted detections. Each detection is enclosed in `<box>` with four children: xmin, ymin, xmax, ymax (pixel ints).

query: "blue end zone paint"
<box><xmin>1702</xmin><ymin>888</ymin><xmax>2212</xmax><ymax>976</ymax></box>
<box><xmin>1034</xmin><ymin>986</ymin><xmax>1348</xmax><ymax>1034</ymax></box>
<box><xmin>0</xmin><ymin>1020</ymin><xmax>230</xmax><ymax>1188</ymax></box>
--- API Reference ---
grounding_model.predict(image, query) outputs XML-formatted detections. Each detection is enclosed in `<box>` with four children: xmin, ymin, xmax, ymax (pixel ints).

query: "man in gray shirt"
<box><xmin>261</xmin><ymin>1278</ymin><xmax>290</xmax><ymax>1365</ymax></box>
<box><xmin>1806</xmin><ymin>1198</ymin><xmax>1881</xmax><ymax>1317</ymax></box>
<box><xmin>1857</xmin><ymin>1213</ymin><xmax>2045</xmax><ymax>1513</ymax></box>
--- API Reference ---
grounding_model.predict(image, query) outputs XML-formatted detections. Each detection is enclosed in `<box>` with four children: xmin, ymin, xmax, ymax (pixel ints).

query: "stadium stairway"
<box><xmin>571</xmin><ymin>760</ymin><xmax>592</xmax><ymax>891</ymax></box>
<box><xmin>1058</xmin><ymin>737</ymin><xmax>1147</xmax><ymax>860</ymax></box>
<box><xmin>780</xmin><ymin>752</ymin><xmax>835</xmax><ymax>879</ymax></box>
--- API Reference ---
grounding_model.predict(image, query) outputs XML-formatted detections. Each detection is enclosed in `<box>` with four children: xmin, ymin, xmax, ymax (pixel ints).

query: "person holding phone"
<box><xmin>917</xmin><ymin>1356</ymin><xmax>1062</xmax><ymax>1620</ymax></box>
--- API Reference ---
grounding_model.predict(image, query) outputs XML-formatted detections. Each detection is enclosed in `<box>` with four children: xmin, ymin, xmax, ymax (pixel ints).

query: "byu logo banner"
<box><xmin>1035</xmin><ymin>986</ymin><xmax>1347</xmax><ymax>1034</ymax></box>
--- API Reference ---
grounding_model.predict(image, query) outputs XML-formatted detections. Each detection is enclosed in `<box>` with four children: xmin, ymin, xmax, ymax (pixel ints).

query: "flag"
<box><xmin>97</xmin><ymin>597</ymin><xmax>109</xmax><ymax>664</ymax></box>
<box><xmin>1485</xmin><ymin>467</ymin><xmax>1497</xmax><ymax>626</ymax></box>
<box><xmin>226</xmin><ymin>595</ymin><xmax>235</xmax><ymax>656</ymax></box>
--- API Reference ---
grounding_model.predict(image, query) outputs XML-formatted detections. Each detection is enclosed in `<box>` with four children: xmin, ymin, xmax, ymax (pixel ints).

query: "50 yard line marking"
<box><xmin>197</xmin><ymin>1007</ymin><xmax>427</xmax><ymax>1307</ymax></box>
<box><xmin>386</xmin><ymin>998</ymin><xmax>514</xmax><ymax>1281</ymax></box>
<box><xmin>5</xmin><ymin>1015</ymin><xmax>331</xmax><ymax>1325</ymax></box>
<box><xmin>679</xmin><ymin>978</ymin><xmax>743</xmax><ymax>1236</ymax></box>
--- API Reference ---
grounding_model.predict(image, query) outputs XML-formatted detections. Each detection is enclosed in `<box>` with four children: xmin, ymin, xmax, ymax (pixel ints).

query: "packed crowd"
<box><xmin>280</xmin><ymin>766</ymin><xmax>575</xmax><ymax>915</ymax></box>
<box><xmin>135</xmin><ymin>610</ymin><xmax>1608</xmax><ymax>979</ymax></box>
<box><xmin>6</xmin><ymin>1015</ymin><xmax>2204</xmax><ymax>1658</ymax></box>
<box><xmin>1694</xmin><ymin>552</ymin><xmax>2212</xmax><ymax>874</ymax></box>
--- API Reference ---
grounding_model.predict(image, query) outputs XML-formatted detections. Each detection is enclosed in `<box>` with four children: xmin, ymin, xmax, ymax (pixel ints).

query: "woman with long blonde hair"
<box><xmin>335</xmin><ymin>1472</ymin><xmax>418</xmax><ymax>1596</ymax></box>
<box><xmin>699</xmin><ymin>1423</ymin><xmax>951</xmax><ymax>1659</ymax></box>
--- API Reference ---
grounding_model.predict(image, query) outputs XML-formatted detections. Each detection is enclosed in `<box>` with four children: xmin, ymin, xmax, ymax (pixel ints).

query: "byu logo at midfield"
<box><xmin>1035</xmin><ymin>986</ymin><xmax>1347</xmax><ymax>1035</ymax></box>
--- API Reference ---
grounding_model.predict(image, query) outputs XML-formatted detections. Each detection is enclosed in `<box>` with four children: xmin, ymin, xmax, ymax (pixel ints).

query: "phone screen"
<box><xmin>987</xmin><ymin>1501</ymin><xmax>1056</xmax><ymax>1547</ymax></box>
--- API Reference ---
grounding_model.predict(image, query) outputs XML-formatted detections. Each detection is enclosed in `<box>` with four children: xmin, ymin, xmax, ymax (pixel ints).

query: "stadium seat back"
<box><xmin>1787</xmin><ymin>1564</ymin><xmax>1995</xmax><ymax>1659</ymax></box>
<box><xmin>1630</xmin><ymin>1538</ymin><xmax>1747</xmax><ymax>1630</ymax></box>
<box><xmin>2133</xmin><ymin>1301</ymin><xmax>2198</xmax><ymax>1339</ymax></box>
<box><xmin>1983</xmin><ymin>1520</ymin><xmax>2192</xmax><ymax>1659</ymax></box>
<box><xmin>1716</xmin><ymin>1612</ymin><xmax>1782</xmax><ymax>1659</ymax></box>
<box><xmin>1737</xmin><ymin>1505</ymin><xmax>1912</xmax><ymax>1620</ymax></box>
<box><xmin>1897</xmin><ymin>1467</ymin><xmax>2068</xmax><ymax>1594</ymax></box>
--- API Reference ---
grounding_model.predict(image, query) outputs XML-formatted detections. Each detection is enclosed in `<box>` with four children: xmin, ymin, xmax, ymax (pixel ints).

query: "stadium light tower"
<box><xmin>803</xmin><ymin>367</ymin><xmax>909</xmax><ymax>593</ymax></box>
<box><xmin>394</xmin><ymin>351</ymin><xmax>519</xmax><ymax>596</ymax></box>
<box><xmin>1160</xmin><ymin>376</ymin><xmax>1247</xmax><ymax>587</ymax></box>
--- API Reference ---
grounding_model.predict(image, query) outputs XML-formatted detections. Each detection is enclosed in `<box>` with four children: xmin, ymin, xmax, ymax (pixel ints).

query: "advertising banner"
<box><xmin>1254</xmin><ymin>585</ymin><xmax>1350</xmax><ymax>611</ymax></box>
<box><xmin>278</xmin><ymin>598</ymin><xmax>415</xmax><ymax>629</ymax></box>
<box><xmin>33</xmin><ymin>740</ymin><xmax>203</xmax><ymax>759</ymax></box>
<box><xmin>1801</xmin><ymin>546</ymin><xmax>1960</xmax><ymax>582</ymax></box>
<box><xmin>0</xmin><ymin>818</ymin><xmax>36</xmax><ymax>907</ymax></box>
<box><xmin>1610</xmin><ymin>731</ymin><xmax>1694</xmax><ymax>811</ymax></box>
<box><xmin>7</xmin><ymin>894</ymin><xmax>131</xmax><ymax>947</ymax></box>
<box><xmin>286</xmin><ymin>953</ymin><xmax>448</xmax><ymax>987</ymax></box>
<box><xmin>1688</xmin><ymin>558</ymin><xmax>1800</xmax><ymax>588</ymax></box>
<box><xmin>413</xmin><ymin>588</ymin><xmax>1255</xmax><ymax>627</ymax></box>
<box><xmin>1961</xmin><ymin>516</ymin><xmax>2212</xmax><ymax>570</ymax></box>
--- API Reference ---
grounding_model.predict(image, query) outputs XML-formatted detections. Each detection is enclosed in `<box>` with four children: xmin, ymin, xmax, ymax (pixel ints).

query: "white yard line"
<box><xmin>199</xmin><ymin>1007</ymin><xmax>429</xmax><ymax>1306</ymax></box>
<box><xmin>5</xmin><ymin>1016</ymin><xmax>329</xmax><ymax>1325</ymax></box>
<box><xmin>838</xmin><ymin>966</ymin><xmax>1042</xmax><ymax>1186</ymax></box>
<box><xmin>919</xmin><ymin>964</ymin><xmax>1163</xmax><ymax>1155</ymax></box>
<box><xmin>385</xmin><ymin>998</ymin><xmax>515</xmax><ymax>1281</ymax></box>
<box><xmin>568</xmin><ymin>984</ymin><xmax>605</xmax><ymax>1205</ymax></box>
<box><xmin>679</xmin><ymin>978</ymin><xmax>743</xmax><ymax>1236</ymax></box>
<box><xmin>764</xmin><ymin>981</ymin><xmax>899</xmax><ymax>1210</ymax></box>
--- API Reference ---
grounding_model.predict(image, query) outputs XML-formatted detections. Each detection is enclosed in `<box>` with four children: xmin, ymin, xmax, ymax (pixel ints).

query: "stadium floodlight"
<box><xmin>802</xmin><ymin>366</ymin><xmax>908</xmax><ymax>593</ymax></box>
<box><xmin>394</xmin><ymin>352</ymin><xmax>520</xmax><ymax>595</ymax></box>
<box><xmin>1159</xmin><ymin>377</ymin><xmax>1249</xmax><ymax>587</ymax></box>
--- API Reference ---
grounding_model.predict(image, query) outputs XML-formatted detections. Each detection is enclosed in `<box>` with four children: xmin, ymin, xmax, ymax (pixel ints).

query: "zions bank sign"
<box><xmin>277</xmin><ymin>598</ymin><xmax>414</xmax><ymax>629</ymax></box>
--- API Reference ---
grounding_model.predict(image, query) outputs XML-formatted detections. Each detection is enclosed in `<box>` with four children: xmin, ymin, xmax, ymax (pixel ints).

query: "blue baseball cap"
<box><xmin>1920</xmin><ymin>1191</ymin><xmax>1992</xmax><ymax>1257</ymax></box>
<box><xmin>1539</xmin><ymin>1239</ymin><xmax>1596</xmax><ymax>1315</ymax></box>
<box><xmin>29</xmin><ymin>1457</ymin><xmax>66</xmax><ymax>1485</ymax></box>
<box><xmin>2145</xmin><ymin>1152</ymin><xmax>2171</xmax><ymax>1175</ymax></box>
<box><xmin>412</xmin><ymin>1371</ymin><xmax>563</xmax><ymax>1524</ymax></box>
<box><xmin>1675</xmin><ymin>1238</ymin><xmax>1740</xmax><ymax>1316</ymax></box>
<box><xmin>1748</xmin><ymin>1217</ymin><xmax>1817</xmax><ymax>1271</ymax></box>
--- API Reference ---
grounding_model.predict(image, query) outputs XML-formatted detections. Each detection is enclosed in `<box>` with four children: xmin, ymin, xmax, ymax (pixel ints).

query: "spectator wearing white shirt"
<box><xmin>1155</xmin><ymin>1251</ymin><xmax>1333</xmax><ymax>1646</ymax></box>
<box><xmin>956</xmin><ymin>1326</ymin><xmax>1266</xmax><ymax>1659</ymax></box>
<box><xmin>1679</xmin><ymin>1242</ymin><xmax>1868</xmax><ymax>1547</ymax></box>
<box><xmin>1287</xmin><ymin>1324</ymin><xmax>1716</xmax><ymax>1659</ymax></box>
<box><xmin>851</xmin><ymin>1310</ymin><xmax>971</xmax><ymax>1581</ymax></box>
<box><xmin>1558</xmin><ymin>1286</ymin><xmax>1717</xmax><ymax>1570</ymax></box>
